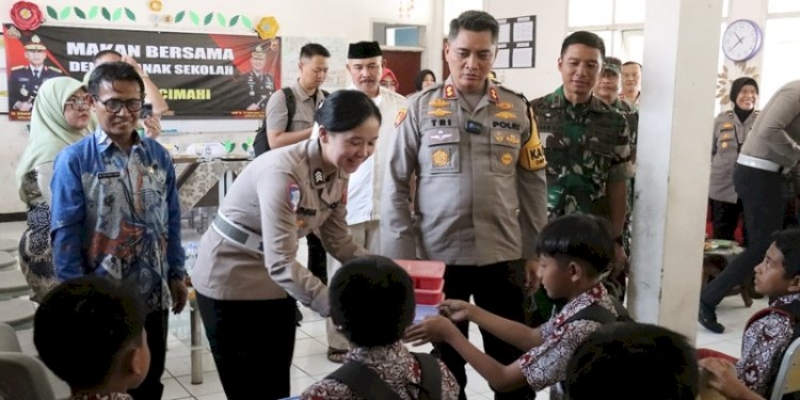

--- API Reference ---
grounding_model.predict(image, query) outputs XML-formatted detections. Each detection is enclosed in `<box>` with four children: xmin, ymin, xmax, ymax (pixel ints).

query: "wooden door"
<box><xmin>381</xmin><ymin>50</ymin><xmax>421</xmax><ymax>97</ymax></box>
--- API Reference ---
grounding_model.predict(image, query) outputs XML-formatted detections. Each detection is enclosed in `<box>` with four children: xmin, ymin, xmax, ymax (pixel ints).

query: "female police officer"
<box><xmin>191</xmin><ymin>90</ymin><xmax>380</xmax><ymax>400</ymax></box>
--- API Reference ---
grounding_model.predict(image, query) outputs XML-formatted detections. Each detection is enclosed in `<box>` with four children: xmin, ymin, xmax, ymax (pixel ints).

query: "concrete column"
<box><xmin>425</xmin><ymin>0</ymin><xmax>445</xmax><ymax>76</ymax></box>
<box><xmin>628</xmin><ymin>0</ymin><xmax>723</xmax><ymax>341</ymax></box>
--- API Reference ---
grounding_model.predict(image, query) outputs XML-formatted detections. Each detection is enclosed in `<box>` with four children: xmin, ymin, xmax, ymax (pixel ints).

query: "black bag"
<box><xmin>564</xmin><ymin>297</ymin><xmax>633</xmax><ymax>325</ymax></box>
<box><xmin>253</xmin><ymin>88</ymin><xmax>329</xmax><ymax>157</ymax></box>
<box><xmin>326</xmin><ymin>352</ymin><xmax>442</xmax><ymax>400</ymax></box>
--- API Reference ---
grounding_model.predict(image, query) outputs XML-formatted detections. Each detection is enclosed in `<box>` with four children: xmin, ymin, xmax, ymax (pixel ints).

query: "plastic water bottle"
<box><xmin>184</xmin><ymin>242</ymin><xmax>197</xmax><ymax>276</ymax></box>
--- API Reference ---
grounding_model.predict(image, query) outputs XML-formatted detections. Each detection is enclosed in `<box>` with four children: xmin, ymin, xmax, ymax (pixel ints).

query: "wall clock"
<box><xmin>721</xmin><ymin>19</ymin><xmax>763</xmax><ymax>62</ymax></box>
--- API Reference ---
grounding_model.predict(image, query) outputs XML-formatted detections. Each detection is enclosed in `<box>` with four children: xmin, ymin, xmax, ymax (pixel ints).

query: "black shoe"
<box><xmin>698</xmin><ymin>305</ymin><xmax>725</xmax><ymax>333</ymax></box>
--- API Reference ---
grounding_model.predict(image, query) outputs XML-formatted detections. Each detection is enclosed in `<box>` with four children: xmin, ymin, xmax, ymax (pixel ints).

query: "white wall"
<box><xmin>484</xmin><ymin>0</ymin><xmax>567</xmax><ymax>100</ymax></box>
<box><xmin>0</xmin><ymin>0</ymin><xmax>438</xmax><ymax>213</ymax></box>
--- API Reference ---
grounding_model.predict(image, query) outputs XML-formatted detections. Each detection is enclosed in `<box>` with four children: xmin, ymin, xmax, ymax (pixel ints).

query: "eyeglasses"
<box><xmin>92</xmin><ymin>95</ymin><xmax>144</xmax><ymax>114</ymax></box>
<box><xmin>64</xmin><ymin>95</ymin><xmax>90</xmax><ymax>111</ymax></box>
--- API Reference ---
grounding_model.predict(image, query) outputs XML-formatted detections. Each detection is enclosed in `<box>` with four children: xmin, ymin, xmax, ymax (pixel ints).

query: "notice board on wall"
<box><xmin>493</xmin><ymin>15</ymin><xmax>536</xmax><ymax>69</ymax></box>
<box><xmin>3</xmin><ymin>24</ymin><xmax>280</xmax><ymax>120</ymax></box>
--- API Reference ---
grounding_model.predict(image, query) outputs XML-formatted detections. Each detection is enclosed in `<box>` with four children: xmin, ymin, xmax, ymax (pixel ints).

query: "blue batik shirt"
<box><xmin>51</xmin><ymin>129</ymin><xmax>185</xmax><ymax>311</ymax></box>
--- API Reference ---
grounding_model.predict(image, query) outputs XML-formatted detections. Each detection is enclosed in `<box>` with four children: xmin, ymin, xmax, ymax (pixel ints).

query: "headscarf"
<box><xmin>380</xmin><ymin>68</ymin><xmax>399</xmax><ymax>89</ymax></box>
<box><xmin>729</xmin><ymin>77</ymin><xmax>759</xmax><ymax>123</ymax></box>
<box><xmin>16</xmin><ymin>77</ymin><xmax>87</xmax><ymax>203</ymax></box>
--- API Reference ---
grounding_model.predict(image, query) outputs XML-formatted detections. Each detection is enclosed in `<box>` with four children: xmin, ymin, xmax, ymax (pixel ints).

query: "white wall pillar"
<box><xmin>425</xmin><ymin>0</ymin><xmax>445</xmax><ymax>76</ymax></box>
<box><xmin>628</xmin><ymin>0</ymin><xmax>723</xmax><ymax>341</ymax></box>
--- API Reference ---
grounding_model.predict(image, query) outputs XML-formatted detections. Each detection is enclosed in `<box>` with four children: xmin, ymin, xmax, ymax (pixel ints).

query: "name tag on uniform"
<box><xmin>97</xmin><ymin>172</ymin><xmax>121</xmax><ymax>179</ymax></box>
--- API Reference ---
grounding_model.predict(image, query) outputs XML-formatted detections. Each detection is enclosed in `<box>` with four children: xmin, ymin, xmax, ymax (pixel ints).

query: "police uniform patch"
<box><xmin>505</xmin><ymin>134</ymin><xmax>520</xmax><ymax>146</ymax></box>
<box><xmin>296</xmin><ymin>218</ymin><xmax>306</xmax><ymax>228</ymax></box>
<box><xmin>427</xmin><ymin>108</ymin><xmax>452</xmax><ymax>117</ymax></box>
<box><xmin>495</xmin><ymin>111</ymin><xmax>517</xmax><ymax>120</ymax></box>
<box><xmin>494</xmin><ymin>132</ymin><xmax>505</xmax><ymax>142</ymax></box>
<box><xmin>287</xmin><ymin>182</ymin><xmax>301</xmax><ymax>211</ymax></box>
<box><xmin>395</xmin><ymin>109</ymin><xmax>407</xmax><ymax>127</ymax></box>
<box><xmin>429</xmin><ymin>98</ymin><xmax>450</xmax><ymax>108</ymax></box>
<box><xmin>432</xmin><ymin>149</ymin><xmax>449</xmax><ymax>166</ymax></box>
<box><xmin>497</xmin><ymin>101</ymin><xmax>514</xmax><ymax>110</ymax></box>
<box><xmin>519</xmin><ymin>119</ymin><xmax>547</xmax><ymax>171</ymax></box>
<box><xmin>489</xmin><ymin>87</ymin><xmax>498</xmax><ymax>102</ymax></box>
<box><xmin>445</xmin><ymin>85</ymin><xmax>456</xmax><ymax>99</ymax></box>
<box><xmin>721</xmin><ymin>123</ymin><xmax>734</xmax><ymax>130</ymax></box>
<box><xmin>721</xmin><ymin>142</ymin><xmax>729</xmax><ymax>149</ymax></box>
<box><xmin>500</xmin><ymin>152</ymin><xmax>513</xmax><ymax>165</ymax></box>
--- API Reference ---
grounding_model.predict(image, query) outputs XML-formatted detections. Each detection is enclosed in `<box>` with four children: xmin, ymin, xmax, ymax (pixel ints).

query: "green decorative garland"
<box><xmin>43</xmin><ymin>5</ymin><xmax>253</xmax><ymax>28</ymax></box>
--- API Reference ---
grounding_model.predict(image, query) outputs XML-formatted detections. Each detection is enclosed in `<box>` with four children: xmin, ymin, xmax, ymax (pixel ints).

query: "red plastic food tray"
<box><xmin>414</xmin><ymin>280</ymin><xmax>445</xmax><ymax>305</ymax></box>
<box><xmin>394</xmin><ymin>259</ymin><xmax>446</xmax><ymax>290</ymax></box>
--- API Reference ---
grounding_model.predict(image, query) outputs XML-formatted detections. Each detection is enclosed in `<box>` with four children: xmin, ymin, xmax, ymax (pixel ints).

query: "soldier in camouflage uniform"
<box><xmin>594</xmin><ymin>56</ymin><xmax>639</xmax><ymax>299</ymax></box>
<box><xmin>529</xmin><ymin>32</ymin><xmax>634</xmax><ymax>323</ymax></box>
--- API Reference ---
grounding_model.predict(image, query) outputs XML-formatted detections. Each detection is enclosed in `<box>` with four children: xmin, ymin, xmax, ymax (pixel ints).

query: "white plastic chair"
<box><xmin>771</xmin><ymin>336</ymin><xmax>800</xmax><ymax>400</ymax></box>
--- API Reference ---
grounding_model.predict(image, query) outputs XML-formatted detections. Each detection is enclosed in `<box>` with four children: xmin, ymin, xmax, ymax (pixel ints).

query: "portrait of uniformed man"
<box><xmin>9</xmin><ymin>35</ymin><xmax>62</xmax><ymax>112</ymax></box>
<box><xmin>240</xmin><ymin>43</ymin><xmax>277</xmax><ymax>111</ymax></box>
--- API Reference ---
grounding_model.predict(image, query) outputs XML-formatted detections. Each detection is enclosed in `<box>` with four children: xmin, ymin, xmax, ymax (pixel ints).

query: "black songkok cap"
<box><xmin>348</xmin><ymin>41</ymin><xmax>382</xmax><ymax>59</ymax></box>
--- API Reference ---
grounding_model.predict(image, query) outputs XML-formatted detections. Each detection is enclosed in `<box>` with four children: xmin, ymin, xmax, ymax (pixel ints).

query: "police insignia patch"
<box><xmin>432</xmin><ymin>149</ymin><xmax>449</xmax><ymax>166</ymax></box>
<box><xmin>497</xmin><ymin>101</ymin><xmax>514</xmax><ymax>110</ymax></box>
<box><xmin>427</xmin><ymin>108</ymin><xmax>452</xmax><ymax>117</ymax></box>
<box><xmin>500</xmin><ymin>152</ymin><xmax>513</xmax><ymax>165</ymax></box>
<box><xmin>429</xmin><ymin>98</ymin><xmax>450</xmax><ymax>108</ymax></box>
<box><xmin>495</xmin><ymin>111</ymin><xmax>517</xmax><ymax>120</ymax></box>
<box><xmin>445</xmin><ymin>85</ymin><xmax>456</xmax><ymax>99</ymax></box>
<box><xmin>489</xmin><ymin>87</ymin><xmax>498</xmax><ymax>102</ymax></box>
<box><xmin>395</xmin><ymin>109</ymin><xmax>407</xmax><ymax>127</ymax></box>
<box><xmin>287</xmin><ymin>182</ymin><xmax>301</xmax><ymax>211</ymax></box>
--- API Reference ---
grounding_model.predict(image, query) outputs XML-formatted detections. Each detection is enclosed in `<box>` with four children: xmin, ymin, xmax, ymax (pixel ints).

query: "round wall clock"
<box><xmin>721</xmin><ymin>19</ymin><xmax>763</xmax><ymax>62</ymax></box>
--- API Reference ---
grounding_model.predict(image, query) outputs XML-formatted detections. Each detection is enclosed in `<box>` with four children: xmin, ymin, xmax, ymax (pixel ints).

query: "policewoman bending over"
<box><xmin>191</xmin><ymin>90</ymin><xmax>379</xmax><ymax>400</ymax></box>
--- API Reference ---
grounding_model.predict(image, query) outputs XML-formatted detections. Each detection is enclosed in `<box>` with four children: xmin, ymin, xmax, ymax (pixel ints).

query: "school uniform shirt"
<box><xmin>737</xmin><ymin>293</ymin><xmax>800</xmax><ymax>396</ymax></box>
<box><xmin>517</xmin><ymin>283</ymin><xmax>617</xmax><ymax>399</ymax></box>
<box><xmin>190</xmin><ymin>139</ymin><xmax>367</xmax><ymax>316</ymax></box>
<box><xmin>50</xmin><ymin>130</ymin><xmax>185</xmax><ymax>312</ymax></box>
<box><xmin>300</xmin><ymin>341</ymin><xmax>460</xmax><ymax>400</ymax></box>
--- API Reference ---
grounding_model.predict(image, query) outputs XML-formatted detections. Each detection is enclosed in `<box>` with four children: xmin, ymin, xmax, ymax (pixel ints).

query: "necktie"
<box><xmin>34</xmin><ymin>70</ymin><xmax>40</xmax><ymax>79</ymax></box>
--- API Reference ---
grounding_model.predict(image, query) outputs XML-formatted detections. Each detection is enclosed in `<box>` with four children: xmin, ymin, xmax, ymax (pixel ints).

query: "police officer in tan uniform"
<box><xmin>709</xmin><ymin>77</ymin><xmax>759</xmax><ymax>242</ymax></box>
<box><xmin>382</xmin><ymin>10</ymin><xmax>547</xmax><ymax>400</ymax></box>
<box><xmin>191</xmin><ymin>91</ymin><xmax>380</xmax><ymax>400</ymax></box>
<box><xmin>700</xmin><ymin>79</ymin><xmax>800</xmax><ymax>334</ymax></box>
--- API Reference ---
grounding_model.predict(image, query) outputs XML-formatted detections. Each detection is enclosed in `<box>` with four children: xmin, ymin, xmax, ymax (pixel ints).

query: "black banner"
<box><xmin>3</xmin><ymin>24</ymin><xmax>280</xmax><ymax>120</ymax></box>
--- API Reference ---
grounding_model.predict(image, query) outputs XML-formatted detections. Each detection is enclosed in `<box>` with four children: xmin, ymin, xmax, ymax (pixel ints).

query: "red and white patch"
<box><xmin>395</xmin><ymin>109</ymin><xmax>407</xmax><ymax>128</ymax></box>
<box><xmin>287</xmin><ymin>182</ymin><xmax>301</xmax><ymax>211</ymax></box>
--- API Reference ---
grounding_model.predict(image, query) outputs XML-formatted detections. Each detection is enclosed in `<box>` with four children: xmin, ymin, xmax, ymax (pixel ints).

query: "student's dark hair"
<box><xmin>34</xmin><ymin>276</ymin><xmax>146</xmax><ymax>390</ymax></box>
<box><xmin>329</xmin><ymin>255</ymin><xmax>415</xmax><ymax>347</ymax></box>
<box><xmin>415</xmin><ymin>69</ymin><xmax>436</xmax><ymax>92</ymax></box>
<box><xmin>300</xmin><ymin>43</ymin><xmax>331</xmax><ymax>59</ymax></box>
<box><xmin>448</xmin><ymin>10</ymin><xmax>499</xmax><ymax>44</ymax></box>
<box><xmin>535</xmin><ymin>213</ymin><xmax>614</xmax><ymax>276</ymax></box>
<box><xmin>561</xmin><ymin>31</ymin><xmax>606</xmax><ymax>61</ymax></box>
<box><xmin>566</xmin><ymin>323</ymin><xmax>699</xmax><ymax>400</ymax></box>
<box><xmin>623</xmin><ymin>61</ymin><xmax>643</xmax><ymax>70</ymax></box>
<box><xmin>771</xmin><ymin>229</ymin><xmax>800</xmax><ymax>278</ymax></box>
<box><xmin>315</xmin><ymin>90</ymin><xmax>381</xmax><ymax>132</ymax></box>
<box><xmin>87</xmin><ymin>61</ymin><xmax>145</xmax><ymax>98</ymax></box>
<box><xmin>93</xmin><ymin>49</ymin><xmax>122</xmax><ymax>63</ymax></box>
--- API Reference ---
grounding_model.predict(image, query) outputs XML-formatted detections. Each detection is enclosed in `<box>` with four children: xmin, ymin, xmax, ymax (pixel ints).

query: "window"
<box><xmin>569</xmin><ymin>0</ymin><xmax>729</xmax><ymax>64</ymax></box>
<box><xmin>769</xmin><ymin>0</ymin><xmax>800</xmax><ymax>14</ymax></box>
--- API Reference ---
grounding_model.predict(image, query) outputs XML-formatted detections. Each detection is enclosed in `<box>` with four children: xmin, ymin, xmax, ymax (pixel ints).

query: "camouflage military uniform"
<box><xmin>532</xmin><ymin>86</ymin><xmax>633</xmax><ymax>218</ymax></box>
<box><xmin>529</xmin><ymin>86</ymin><xmax>633</xmax><ymax>322</ymax></box>
<box><xmin>609</xmin><ymin>97</ymin><xmax>638</xmax><ymax>254</ymax></box>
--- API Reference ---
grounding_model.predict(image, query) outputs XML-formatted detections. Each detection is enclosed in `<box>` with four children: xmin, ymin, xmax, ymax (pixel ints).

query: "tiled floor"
<box><xmin>0</xmin><ymin>218</ymin><xmax>761</xmax><ymax>399</ymax></box>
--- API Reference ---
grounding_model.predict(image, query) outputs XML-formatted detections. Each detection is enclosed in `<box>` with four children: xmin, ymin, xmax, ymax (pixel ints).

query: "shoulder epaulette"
<box><xmin>496</xmin><ymin>83</ymin><xmax>526</xmax><ymax>100</ymax></box>
<box><xmin>11</xmin><ymin>65</ymin><xmax>24</xmax><ymax>71</ymax></box>
<box><xmin>46</xmin><ymin>66</ymin><xmax>62</xmax><ymax>73</ymax></box>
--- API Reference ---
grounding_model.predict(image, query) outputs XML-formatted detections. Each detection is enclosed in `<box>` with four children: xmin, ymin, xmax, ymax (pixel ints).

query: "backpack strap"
<box><xmin>412</xmin><ymin>353</ymin><xmax>443</xmax><ymax>400</ymax></box>
<box><xmin>565</xmin><ymin>303</ymin><xmax>618</xmax><ymax>325</ymax></box>
<box><xmin>282</xmin><ymin>87</ymin><xmax>296</xmax><ymax>133</ymax></box>
<box><xmin>326</xmin><ymin>361</ymin><xmax>402</xmax><ymax>400</ymax></box>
